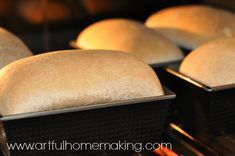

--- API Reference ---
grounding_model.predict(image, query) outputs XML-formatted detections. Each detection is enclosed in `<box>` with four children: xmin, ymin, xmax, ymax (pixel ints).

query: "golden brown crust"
<box><xmin>76</xmin><ymin>18</ymin><xmax>183</xmax><ymax>64</ymax></box>
<box><xmin>179</xmin><ymin>37</ymin><xmax>235</xmax><ymax>87</ymax></box>
<box><xmin>145</xmin><ymin>5</ymin><xmax>235</xmax><ymax>50</ymax></box>
<box><xmin>0</xmin><ymin>50</ymin><xmax>164</xmax><ymax>115</ymax></box>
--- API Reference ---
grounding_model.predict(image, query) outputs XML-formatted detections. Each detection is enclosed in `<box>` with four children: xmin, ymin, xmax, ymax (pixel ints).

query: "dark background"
<box><xmin>0</xmin><ymin>0</ymin><xmax>234</xmax><ymax>53</ymax></box>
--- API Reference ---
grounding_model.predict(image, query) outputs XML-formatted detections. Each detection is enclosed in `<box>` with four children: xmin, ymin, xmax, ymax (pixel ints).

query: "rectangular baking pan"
<box><xmin>163</xmin><ymin>67</ymin><xmax>235</xmax><ymax>136</ymax></box>
<box><xmin>0</xmin><ymin>88</ymin><xmax>175</xmax><ymax>156</ymax></box>
<box><xmin>151</xmin><ymin>61</ymin><xmax>181</xmax><ymax>88</ymax></box>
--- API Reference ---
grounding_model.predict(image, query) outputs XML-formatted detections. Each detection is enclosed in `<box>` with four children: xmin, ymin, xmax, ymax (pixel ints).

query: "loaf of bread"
<box><xmin>0</xmin><ymin>27</ymin><xmax>32</xmax><ymax>68</ymax></box>
<box><xmin>0</xmin><ymin>50</ymin><xmax>164</xmax><ymax>115</ymax></box>
<box><xmin>76</xmin><ymin>18</ymin><xmax>183</xmax><ymax>64</ymax></box>
<box><xmin>180</xmin><ymin>37</ymin><xmax>235</xmax><ymax>87</ymax></box>
<box><xmin>145</xmin><ymin>5</ymin><xmax>235</xmax><ymax>50</ymax></box>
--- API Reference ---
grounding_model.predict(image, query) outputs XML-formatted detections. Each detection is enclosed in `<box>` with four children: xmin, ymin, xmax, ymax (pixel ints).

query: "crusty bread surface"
<box><xmin>180</xmin><ymin>37</ymin><xmax>235</xmax><ymax>87</ymax></box>
<box><xmin>0</xmin><ymin>27</ymin><xmax>32</xmax><ymax>68</ymax></box>
<box><xmin>0</xmin><ymin>50</ymin><xmax>164</xmax><ymax>115</ymax></box>
<box><xmin>145</xmin><ymin>5</ymin><xmax>235</xmax><ymax>50</ymax></box>
<box><xmin>77</xmin><ymin>18</ymin><xmax>184</xmax><ymax>64</ymax></box>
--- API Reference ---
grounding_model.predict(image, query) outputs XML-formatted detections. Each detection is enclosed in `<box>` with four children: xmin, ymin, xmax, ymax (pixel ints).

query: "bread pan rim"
<box><xmin>165</xmin><ymin>67</ymin><xmax>235</xmax><ymax>92</ymax></box>
<box><xmin>0</xmin><ymin>87</ymin><xmax>175</xmax><ymax>121</ymax></box>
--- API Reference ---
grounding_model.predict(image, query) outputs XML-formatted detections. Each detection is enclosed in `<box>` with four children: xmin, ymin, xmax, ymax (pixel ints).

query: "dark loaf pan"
<box><xmin>0</xmin><ymin>87</ymin><xmax>175</xmax><ymax>156</ymax></box>
<box><xmin>162</xmin><ymin>66</ymin><xmax>235</xmax><ymax>136</ymax></box>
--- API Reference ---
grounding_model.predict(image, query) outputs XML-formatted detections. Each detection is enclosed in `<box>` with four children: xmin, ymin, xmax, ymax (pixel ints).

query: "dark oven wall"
<box><xmin>0</xmin><ymin>0</ymin><xmax>233</xmax><ymax>54</ymax></box>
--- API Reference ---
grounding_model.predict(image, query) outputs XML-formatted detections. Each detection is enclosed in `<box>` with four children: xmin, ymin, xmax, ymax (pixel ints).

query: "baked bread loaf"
<box><xmin>180</xmin><ymin>37</ymin><xmax>235</xmax><ymax>87</ymax></box>
<box><xmin>76</xmin><ymin>18</ymin><xmax>183</xmax><ymax>64</ymax></box>
<box><xmin>0</xmin><ymin>50</ymin><xmax>164</xmax><ymax>115</ymax></box>
<box><xmin>145</xmin><ymin>5</ymin><xmax>235</xmax><ymax>50</ymax></box>
<box><xmin>0</xmin><ymin>27</ymin><xmax>32</xmax><ymax>68</ymax></box>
